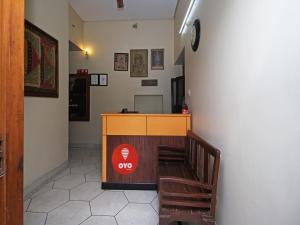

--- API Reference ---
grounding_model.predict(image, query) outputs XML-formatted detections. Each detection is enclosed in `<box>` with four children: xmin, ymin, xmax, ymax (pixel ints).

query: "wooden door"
<box><xmin>0</xmin><ymin>1</ymin><xmax>5</xmax><ymax>223</ymax></box>
<box><xmin>0</xmin><ymin>0</ymin><xmax>24</xmax><ymax>225</ymax></box>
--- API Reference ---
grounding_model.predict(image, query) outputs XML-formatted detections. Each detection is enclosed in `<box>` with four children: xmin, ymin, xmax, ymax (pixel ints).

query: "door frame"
<box><xmin>0</xmin><ymin>0</ymin><xmax>24</xmax><ymax>225</ymax></box>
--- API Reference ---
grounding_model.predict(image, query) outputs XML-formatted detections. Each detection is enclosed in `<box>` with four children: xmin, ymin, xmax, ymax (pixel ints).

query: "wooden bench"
<box><xmin>158</xmin><ymin>130</ymin><xmax>221</xmax><ymax>225</ymax></box>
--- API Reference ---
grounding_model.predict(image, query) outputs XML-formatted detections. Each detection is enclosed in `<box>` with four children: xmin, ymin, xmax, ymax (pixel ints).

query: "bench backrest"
<box><xmin>185</xmin><ymin>130</ymin><xmax>221</xmax><ymax>216</ymax></box>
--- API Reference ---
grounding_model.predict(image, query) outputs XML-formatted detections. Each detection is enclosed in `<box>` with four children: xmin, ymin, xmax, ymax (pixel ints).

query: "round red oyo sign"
<box><xmin>112</xmin><ymin>144</ymin><xmax>138</xmax><ymax>175</ymax></box>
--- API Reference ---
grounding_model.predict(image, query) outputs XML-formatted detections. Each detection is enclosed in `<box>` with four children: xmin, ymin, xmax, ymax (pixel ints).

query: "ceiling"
<box><xmin>69</xmin><ymin>0</ymin><xmax>178</xmax><ymax>22</ymax></box>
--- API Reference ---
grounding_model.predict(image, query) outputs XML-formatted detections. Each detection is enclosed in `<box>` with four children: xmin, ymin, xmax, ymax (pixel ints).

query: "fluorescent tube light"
<box><xmin>179</xmin><ymin>0</ymin><xmax>196</xmax><ymax>34</ymax></box>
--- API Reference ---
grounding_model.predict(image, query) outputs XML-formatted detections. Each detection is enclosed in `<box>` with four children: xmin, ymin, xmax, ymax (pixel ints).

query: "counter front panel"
<box><xmin>147</xmin><ymin>116</ymin><xmax>188</xmax><ymax>136</ymax></box>
<box><xmin>106</xmin><ymin>136</ymin><xmax>185</xmax><ymax>184</ymax></box>
<box><xmin>107</xmin><ymin>116</ymin><xmax>147</xmax><ymax>135</ymax></box>
<box><xmin>101</xmin><ymin>113</ymin><xmax>191</xmax><ymax>190</ymax></box>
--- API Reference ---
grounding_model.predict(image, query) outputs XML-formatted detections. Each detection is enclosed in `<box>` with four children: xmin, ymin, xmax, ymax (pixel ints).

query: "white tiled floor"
<box><xmin>24</xmin><ymin>148</ymin><xmax>159</xmax><ymax>225</ymax></box>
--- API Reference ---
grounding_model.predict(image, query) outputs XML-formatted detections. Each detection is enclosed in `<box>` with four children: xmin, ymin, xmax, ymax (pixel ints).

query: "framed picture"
<box><xmin>25</xmin><ymin>20</ymin><xmax>59</xmax><ymax>97</ymax></box>
<box><xmin>130</xmin><ymin>49</ymin><xmax>148</xmax><ymax>77</ymax></box>
<box><xmin>90</xmin><ymin>74</ymin><xmax>99</xmax><ymax>86</ymax></box>
<box><xmin>99</xmin><ymin>74</ymin><xmax>108</xmax><ymax>86</ymax></box>
<box><xmin>151</xmin><ymin>49</ymin><xmax>164</xmax><ymax>70</ymax></box>
<box><xmin>114</xmin><ymin>53</ymin><xmax>128</xmax><ymax>71</ymax></box>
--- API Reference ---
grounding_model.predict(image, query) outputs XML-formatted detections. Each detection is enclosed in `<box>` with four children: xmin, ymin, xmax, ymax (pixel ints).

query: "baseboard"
<box><xmin>69</xmin><ymin>143</ymin><xmax>101</xmax><ymax>150</ymax></box>
<box><xmin>24</xmin><ymin>161</ymin><xmax>68</xmax><ymax>200</ymax></box>
<box><xmin>102</xmin><ymin>182</ymin><xmax>157</xmax><ymax>190</ymax></box>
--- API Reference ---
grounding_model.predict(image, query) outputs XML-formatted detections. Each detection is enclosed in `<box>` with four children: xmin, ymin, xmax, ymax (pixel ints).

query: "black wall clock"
<box><xmin>191</xmin><ymin>19</ymin><xmax>201</xmax><ymax>52</ymax></box>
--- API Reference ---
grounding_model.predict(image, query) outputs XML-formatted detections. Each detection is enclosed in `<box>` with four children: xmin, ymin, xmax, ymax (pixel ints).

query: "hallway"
<box><xmin>24</xmin><ymin>148</ymin><xmax>159</xmax><ymax>225</ymax></box>
<box><xmin>0</xmin><ymin>0</ymin><xmax>296</xmax><ymax>224</ymax></box>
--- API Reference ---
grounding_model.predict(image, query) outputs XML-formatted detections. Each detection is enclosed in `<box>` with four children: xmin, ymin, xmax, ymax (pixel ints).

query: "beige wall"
<box><xmin>69</xmin><ymin>20</ymin><xmax>175</xmax><ymax>145</ymax></box>
<box><xmin>69</xmin><ymin>5</ymin><xmax>84</xmax><ymax>49</ymax></box>
<box><xmin>25</xmin><ymin>0</ymin><xmax>69</xmax><ymax>187</ymax></box>
<box><xmin>175</xmin><ymin>0</ymin><xmax>300</xmax><ymax>225</ymax></box>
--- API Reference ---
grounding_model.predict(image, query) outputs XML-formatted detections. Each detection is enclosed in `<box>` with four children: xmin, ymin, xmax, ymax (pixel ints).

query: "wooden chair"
<box><xmin>158</xmin><ymin>131</ymin><xmax>221</xmax><ymax>225</ymax></box>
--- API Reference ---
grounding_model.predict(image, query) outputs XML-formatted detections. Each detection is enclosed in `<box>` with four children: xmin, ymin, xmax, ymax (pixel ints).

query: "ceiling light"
<box><xmin>179</xmin><ymin>0</ymin><xmax>196</xmax><ymax>34</ymax></box>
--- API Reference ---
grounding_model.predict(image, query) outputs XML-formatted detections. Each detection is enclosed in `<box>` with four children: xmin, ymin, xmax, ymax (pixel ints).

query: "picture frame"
<box><xmin>130</xmin><ymin>49</ymin><xmax>148</xmax><ymax>77</ymax></box>
<box><xmin>114</xmin><ymin>53</ymin><xmax>128</xmax><ymax>71</ymax></box>
<box><xmin>24</xmin><ymin>20</ymin><xmax>59</xmax><ymax>97</ymax></box>
<box><xmin>99</xmin><ymin>74</ymin><xmax>108</xmax><ymax>86</ymax></box>
<box><xmin>151</xmin><ymin>49</ymin><xmax>164</xmax><ymax>70</ymax></box>
<box><xmin>90</xmin><ymin>74</ymin><xmax>100</xmax><ymax>86</ymax></box>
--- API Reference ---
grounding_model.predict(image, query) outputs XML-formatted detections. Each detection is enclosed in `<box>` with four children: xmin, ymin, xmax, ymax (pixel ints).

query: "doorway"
<box><xmin>172</xmin><ymin>48</ymin><xmax>185</xmax><ymax>113</ymax></box>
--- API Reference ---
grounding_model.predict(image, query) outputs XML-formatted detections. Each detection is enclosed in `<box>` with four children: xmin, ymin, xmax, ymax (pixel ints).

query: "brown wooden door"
<box><xmin>0</xmin><ymin>0</ymin><xmax>24</xmax><ymax>225</ymax></box>
<box><xmin>0</xmin><ymin>1</ymin><xmax>5</xmax><ymax>223</ymax></box>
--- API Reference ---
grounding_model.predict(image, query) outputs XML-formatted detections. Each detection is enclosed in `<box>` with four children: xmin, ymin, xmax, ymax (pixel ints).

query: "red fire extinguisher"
<box><xmin>182</xmin><ymin>104</ymin><xmax>189</xmax><ymax>114</ymax></box>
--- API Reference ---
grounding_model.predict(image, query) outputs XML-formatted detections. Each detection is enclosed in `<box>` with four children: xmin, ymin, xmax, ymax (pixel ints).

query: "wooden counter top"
<box><xmin>101</xmin><ymin>113</ymin><xmax>191</xmax><ymax>117</ymax></box>
<box><xmin>102</xmin><ymin>113</ymin><xmax>191</xmax><ymax>136</ymax></box>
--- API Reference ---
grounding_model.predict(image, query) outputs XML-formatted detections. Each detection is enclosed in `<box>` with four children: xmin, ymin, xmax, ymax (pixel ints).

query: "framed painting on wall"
<box><xmin>99</xmin><ymin>74</ymin><xmax>108</xmax><ymax>86</ymax></box>
<box><xmin>90</xmin><ymin>74</ymin><xmax>100</xmax><ymax>86</ymax></box>
<box><xmin>151</xmin><ymin>49</ymin><xmax>164</xmax><ymax>70</ymax></box>
<box><xmin>130</xmin><ymin>49</ymin><xmax>148</xmax><ymax>77</ymax></box>
<box><xmin>24</xmin><ymin>20</ymin><xmax>59</xmax><ymax>97</ymax></box>
<box><xmin>114</xmin><ymin>53</ymin><xmax>128</xmax><ymax>71</ymax></box>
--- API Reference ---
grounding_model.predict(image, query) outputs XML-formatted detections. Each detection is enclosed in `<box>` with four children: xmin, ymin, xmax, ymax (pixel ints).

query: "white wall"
<box><xmin>25</xmin><ymin>0</ymin><xmax>69</xmax><ymax>187</ymax></box>
<box><xmin>69</xmin><ymin>20</ymin><xmax>175</xmax><ymax>145</ymax></box>
<box><xmin>175</xmin><ymin>0</ymin><xmax>300</xmax><ymax>225</ymax></box>
<box><xmin>69</xmin><ymin>5</ymin><xmax>84</xmax><ymax>49</ymax></box>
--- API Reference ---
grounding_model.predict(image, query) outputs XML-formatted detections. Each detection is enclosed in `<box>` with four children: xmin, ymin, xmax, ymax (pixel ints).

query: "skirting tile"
<box><xmin>24</xmin><ymin>161</ymin><xmax>68</xmax><ymax>200</ymax></box>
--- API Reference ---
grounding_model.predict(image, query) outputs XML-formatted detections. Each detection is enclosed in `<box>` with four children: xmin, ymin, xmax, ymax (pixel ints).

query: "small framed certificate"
<box><xmin>99</xmin><ymin>74</ymin><xmax>108</xmax><ymax>86</ymax></box>
<box><xmin>90</xmin><ymin>74</ymin><xmax>99</xmax><ymax>86</ymax></box>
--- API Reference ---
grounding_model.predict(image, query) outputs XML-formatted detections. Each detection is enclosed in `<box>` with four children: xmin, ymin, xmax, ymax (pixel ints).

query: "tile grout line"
<box><xmin>25</xmin><ymin>198</ymin><xmax>32</xmax><ymax>212</ymax></box>
<box><xmin>43</xmin><ymin>213</ymin><xmax>48</xmax><ymax>225</ymax></box>
<box><xmin>78</xmin><ymin>215</ymin><xmax>92</xmax><ymax>225</ymax></box>
<box><xmin>114</xmin><ymin>201</ymin><xmax>129</xmax><ymax>218</ymax></box>
<box><xmin>88</xmin><ymin>189</ymin><xmax>105</xmax><ymax>202</ymax></box>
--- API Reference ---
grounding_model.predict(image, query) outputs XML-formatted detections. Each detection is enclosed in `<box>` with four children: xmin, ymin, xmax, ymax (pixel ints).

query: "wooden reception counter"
<box><xmin>101</xmin><ymin>113</ymin><xmax>191</xmax><ymax>190</ymax></box>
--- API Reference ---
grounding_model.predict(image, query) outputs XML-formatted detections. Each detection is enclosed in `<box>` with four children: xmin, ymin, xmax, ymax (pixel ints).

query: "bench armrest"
<box><xmin>159</xmin><ymin>176</ymin><xmax>212</xmax><ymax>191</ymax></box>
